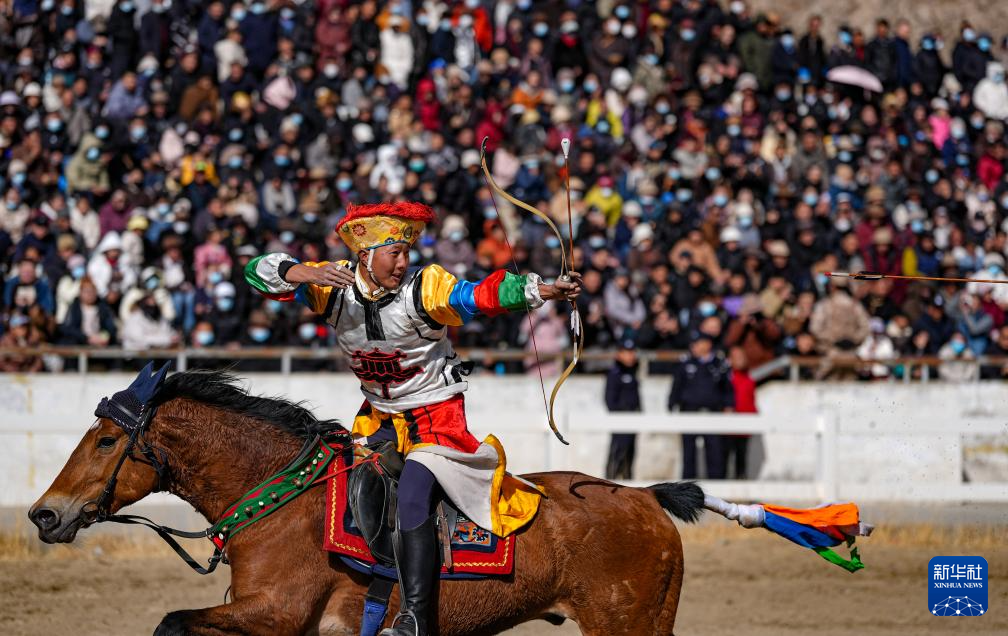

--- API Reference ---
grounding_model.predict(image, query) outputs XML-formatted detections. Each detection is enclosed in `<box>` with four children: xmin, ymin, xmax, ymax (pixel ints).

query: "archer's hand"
<box><xmin>286</xmin><ymin>262</ymin><xmax>356</xmax><ymax>289</ymax></box>
<box><xmin>540</xmin><ymin>271</ymin><xmax>582</xmax><ymax>302</ymax></box>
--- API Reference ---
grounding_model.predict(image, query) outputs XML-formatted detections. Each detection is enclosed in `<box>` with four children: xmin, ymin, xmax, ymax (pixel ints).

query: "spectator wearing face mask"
<box><xmin>120</xmin><ymin>286</ymin><xmax>180</xmax><ymax>350</ymax></box>
<box><xmin>0</xmin><ymin>313</ymin><xmax>45</xmax><ymax>372</ymax></box>
<box><xmin>434</xmin><ymin>215</ymin><xmax>475</xmax><ymax>279</ymax></box>
<box><xmin>974</xmin><ymin>62</ymin><xmax>1008</xmax><ymax>120</ymax></box>
<box><xmin>5</xmin><ymin>258</ymin><xmax>55</xmax><ymax>317</ymax></box>
<box><xmin>87</xmin><ymin>232</ymin><xmax>137</xmax><ymax>298</ymax></box>
<box><xmin>59</xmin><ymin>277</ymin><xmax>117</xmax><ymax>346</ymax></box>
<box><xmin>938</xmin><ymin>331</ymin><xmax>978</xmax><ymax>382</ymax></box>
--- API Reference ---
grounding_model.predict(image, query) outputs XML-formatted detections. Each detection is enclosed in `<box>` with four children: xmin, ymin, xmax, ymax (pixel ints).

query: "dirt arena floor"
<box><xmin>2</xmin><ymin>517</ymin><xmax>1005</xmax><ymax>636</ymax></box>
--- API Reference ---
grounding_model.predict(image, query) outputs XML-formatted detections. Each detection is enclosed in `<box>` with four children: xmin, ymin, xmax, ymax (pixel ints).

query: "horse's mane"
<box><xmin>153</xmin><ymin>370</ymin><xmax>344</xmax><ymax>440</ymax></box>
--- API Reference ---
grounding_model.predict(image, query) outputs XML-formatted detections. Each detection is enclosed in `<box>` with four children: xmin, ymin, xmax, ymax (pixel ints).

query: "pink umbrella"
<box><xmin>827</xmin><ymin>65</ymin><xmax>884</xmax><ymax>93</ymax></box>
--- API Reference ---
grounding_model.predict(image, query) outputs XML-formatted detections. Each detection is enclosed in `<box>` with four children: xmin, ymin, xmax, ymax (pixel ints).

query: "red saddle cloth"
<box><xmin>323</xmin><ymin>445</ymin><xmax>515</xmax><ymax>577</ymax></box>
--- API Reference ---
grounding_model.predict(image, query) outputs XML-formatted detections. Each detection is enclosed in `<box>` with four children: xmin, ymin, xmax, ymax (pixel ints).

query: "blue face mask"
<box><xmin>209</xmin><ymin>271</ymin><xmax>223</xmax><ymax>285</ymax></box>
<box><xmin>1000</xmin><ymin>195</ymin><xmax>1008</xmax><ymax>209</ymax></box>
<box><xmin>951</xmin><ymin>340</ymin><xmax>966</xmax><ymax>354</ymax></box>
<box><xmin>705</xmin><ymin>167</ymin><xmax>721</xmax><ymax>181</ymax></box>
<box><xmin>803</xmin><ymin>193</ymin><xmax>818</xmax><ymax>206</ymax></box>
<box><xmin>228</xmin><ymin>156</ymin><xmax>242</xmax><ymax>169</ymax></box>
<box><xmin>120</xmin><ymin>1</ymin><xmax>134</xmax><ymax>12</ymax></box>
<box><xmin>439</xmin><ymin>19</ymin><xmax>452</xmax><ymax>30</ymax></box>
<box><xmin>677</xmin><ymin>188</ymin><xmax>692</xmax><ymax>202</ymax></box>
<box><xmin>727</xmin><ymin>124</ymin><xmax>741</xmax><ymax>137</ymax></box>
<box><xmin>597</xmin><ymin>121</ymin><xmax>610</xmax><ymax>134</ymax></box>
<box><xmin>267</xmin><ymin>299</ymin><xmax>284</xmax><ymax>313</ymax></box>
<box><xmin>250</xmin><ymin>3</ymin><xmax>265</xmax><ymax>15</ymax></box>
<box><xmin>130</xmin><ymin>126</ymin><xmax>146</xmax><ymax>140</ymax></box>
<box><xmin>667</xmin><ymin>168</ymin><xmax>681</xmax><ymax>180</ymax></box>
<box><xmin>156</xmin><ymin>202</ymin><xmax>170</xmax><ymax>216</ymax></box>
<box><xmin>303</xmin><ymin>212</ymin><xmax>318</xmax><ymax>223</ymax></box>
<box><xmin>195</xmin><ymin>330</ymin><xmax>215</xmax><ymax>346</ymax></box>
<box><xmin>775</xmin><ymin>90</ymin><xmax>792</xmax><ymax>101</ymax></box>
<box><xmin>145</xmin><ymin>277</ymin><xmax>160</xmax><ymax>290</ymax></box>
<box><xmin>61</xmin><ymin>5</ymin><xmax>73</xmax><ymax>15</ymax></box>
<box><xmin>46</xmin><ymin>119</ymin><xmax>62</xmax><ymax>132</ymax></box>
<box><xmin>228</xmin><ymin>129</ymin><xmax>243</xmax><ymax>141</ymax></box>
<box><xmin>910</xmin><ymin>219</ymin><xmax>925</xmax><ymax>234</ymax></box>
<box><xmin>680</xmin><ymin>29</ymin><xmax>696</xmax><ymax>42</ymax></box>
<box><xmin>588</xmin><ymin>236</ymin><xmax>607</xmax><ymax>249</ymax></box>
<box><xmin>408</xmin><ymin>250</ymin><xmax>421</xmax><ymax>265</ymax></box>
<box><xmin>298</xmin><ymin>323</ymin><xmax>317</xmax><ymax>341</ymax></box>
<box><xmin>643</xmin><ymin>54</ymin><xmax>659</xmax><ymax>66</ymax></box>
<box><xmin>249</xmin><ymin>327</ymin><xmax>271</xmax><ymax>343</ymax></box>
<box><xmin>816</xmin><ymin>273</ymin><xmax>829</xmax><ymax>287</ymax></box>
<box><xmin>86</xmin><ymin>147</ymin><xmax>101</xmax><ymax>161</ymax></box>
<box><xmin>922</xmin><ymin>38</ymin><xmax>935</xmax><ymax>51</ymax></box>
<box><xmin>448</xmin><ymin>230</ymin><xmax>464</xmax><ymax>242</ymax></box>
<box><xmin>216</xmin><ymin>297</ymin><xmax>235</xmax><ymax>312</ymax></box>
<box><xmin>712</xmin><ymin>194</ymin><xmax>729</xmax><ymax>207</ymax></box>
<box><xmin>232</xmin><ymin>8</ymin><xmax>246</xmax><ymax>21</ymax></box>
<box><xmin>95</xmin><ymin>126</ymin><xmax>110</xmax><ymax>140</ymax></box>
<box><xmin>545</xmin><ymin>236</ymin><xmax>561</xmax><ymax>249</ymax></box>
<box><xmin>963</xmin><ymin>29</ymin><xmax>977</xmax><ymax>42</ymax></box>
<box><xmin>337</xmin><ymin>178</ymin><xmax>353</xmax><ymax>191</ymax></box>
<box><xmin>5</xmin><ymin>201</ymin><xmax>17</xmax><ymax>210</ymax></box>
<box><xmin>275</xmin><ymin>156</ymin><xmax>291</xmax><ymax>167</ymax></box>
<box><xmin>533</xmin><ymin>23</ymin><xmax>548</xmax><ymax>37</ymax></box>
<box><xmin>281</xmin><ymin>8</ymin><xmax>295</xmax><ymax>20</ymax></box>
<box><xmin>583</xmin><ymin>80</ymin><xmax>598</xmax><ymax>93</ymax></box>
<box><xmin>483</xmin><ymin>207</ymin><xmax>498</xmax><ymax>219</ymax></box>
<box><xmin>614</xmin><ymin>5</ymin><xmax>630</xmax><ymax>19</ymax></box>
<box><xmin>925</xmin><ymin>169</ymin><xmax>940</xmax><ymax>184</ymax></box>
<box><xmin>699</xmin><ymin>302</ymin><xmax>717</xmax><ymax>317</ymax></box>
<box><xmin>781</xmin><ymin>35</ymin><xmax>795</xmax><ymax>49</ymax></box>
<box><xmin>11</xmin><ymin>173</ymin><xmax>26</xmax><ymax>187</ymax></box>
<box><xmin>559</xmin><ymin>79</ymin><xmax>575</xmax><ymax>93</ymax></box>
<box><xmin>409</xmin><ymin>159</ymin><xmax>426</xmax><ymax>172</ymax></box>
<box><xmin>279</xmin><ymin>230</ymin><xmax>295</xmax><ymax>244</ymax></box>
<box><xmin>290</xmin><ymin>113</ymin><xmax>304</xmax><ymax>127</ymax></box>
<box><xmin>738</xmin><ymin>216</ymin><xmax>753</xmax><ymax>228</ymax></box>
<box><xmin>837</xmin><ymin>150</ymin><xmax>852</xmax><ymax>163</ymax></box>
<box><xmin>72</xmin><ymin>265</ymin><xmax>86</xmax><ymax>279</ymax></box>
<box><xmin>839</xmin><ymin>31</ymin><xmax>852</xmax><ymax>45</ymax></box>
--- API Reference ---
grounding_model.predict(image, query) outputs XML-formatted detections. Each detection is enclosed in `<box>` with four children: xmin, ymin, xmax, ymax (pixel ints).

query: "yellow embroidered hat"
<box><xmin>335</xmin><ymin>202</ymin><xmax>435</xmax><ymax>253</ymax></box>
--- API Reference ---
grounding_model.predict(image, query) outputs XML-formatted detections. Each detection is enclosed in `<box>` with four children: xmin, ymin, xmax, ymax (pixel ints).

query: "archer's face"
<box><xmin>361</xmin><ymin>243</ymin><xmax>410</xmax><ymax>289</ymax></box>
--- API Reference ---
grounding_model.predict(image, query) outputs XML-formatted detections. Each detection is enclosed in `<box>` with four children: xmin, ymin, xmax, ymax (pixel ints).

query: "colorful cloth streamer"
<box><xmin>703</xmin><ymin>495</ymin><xmax>874</xmax><ymax>572</ymax></box>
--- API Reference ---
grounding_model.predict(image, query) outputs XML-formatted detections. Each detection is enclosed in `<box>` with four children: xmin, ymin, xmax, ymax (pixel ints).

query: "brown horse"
<box><xmin>29</xmin><ymin>371</ymin><xmax>704</xmax><ymax>635</ymax></box>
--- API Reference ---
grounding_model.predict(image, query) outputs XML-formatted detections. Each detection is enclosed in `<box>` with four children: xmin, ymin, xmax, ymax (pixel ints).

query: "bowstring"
<box><xmin>480</xmin><ymin>152</ymin><xmax>552</xmax><ymax>422</ymax></box>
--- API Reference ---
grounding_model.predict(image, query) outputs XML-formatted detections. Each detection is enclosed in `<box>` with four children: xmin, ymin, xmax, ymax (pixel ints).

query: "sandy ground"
<box><xmin>2</xmin><ymin>521</ymin><xmax>1005</xmax><ymax>636</ymax></box>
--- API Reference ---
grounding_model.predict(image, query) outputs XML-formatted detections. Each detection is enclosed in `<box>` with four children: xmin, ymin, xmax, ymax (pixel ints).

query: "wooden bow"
<box><xmin>479</xmin><ymin>137</ymin><xmax>582</xmax><ymax>445</ymax></box>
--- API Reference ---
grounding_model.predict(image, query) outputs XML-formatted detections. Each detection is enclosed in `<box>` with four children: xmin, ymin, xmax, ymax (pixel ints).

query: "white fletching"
<box><xmin>560</xmin><ymin>138</ymin><xmax>571</xmax><ymax>159</ymax></box>
<box><xmin>570</xmin><ymin>310</ymin><xmax>581</xmax><ymax>337</ymax></box>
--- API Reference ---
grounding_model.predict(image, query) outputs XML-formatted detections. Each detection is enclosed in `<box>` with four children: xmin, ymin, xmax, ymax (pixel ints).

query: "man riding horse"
<box><xmin>244</xmin><ymin>201</ymin><xmax>581</xmax><ymax>636</ymax></box>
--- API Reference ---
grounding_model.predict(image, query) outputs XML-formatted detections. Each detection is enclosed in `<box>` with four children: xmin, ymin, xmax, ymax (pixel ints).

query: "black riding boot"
<box><xmin>380</xmin><ymin>514</ymin><xmax>438</xmax><ymax>636</ymax></box>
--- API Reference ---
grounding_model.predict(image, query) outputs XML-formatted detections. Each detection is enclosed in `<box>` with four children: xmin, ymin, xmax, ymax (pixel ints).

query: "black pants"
<box><xmin>605</xmin><ymin>433</ymin><xmax>636</xmax><ymax>480</ymax></box>
<box><xmin>723</xmin><ymin>436</ymin><xmax>749</xmax><ymax>479</ymax></box>
<box><xmin>681</xmin><ymin>434</ymin><xmax>726</xmax><ymax>479</ymax></box>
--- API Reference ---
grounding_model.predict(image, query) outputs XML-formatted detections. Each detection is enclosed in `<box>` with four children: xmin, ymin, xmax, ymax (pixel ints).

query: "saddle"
<box><xmin>347</xmin><ymin>441</ymin><xmax>458</xmax><ymax>568</ymax></box>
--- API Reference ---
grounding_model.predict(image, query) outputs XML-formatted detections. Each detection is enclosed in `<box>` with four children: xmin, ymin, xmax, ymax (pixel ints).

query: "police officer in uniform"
<box><xmin>604</xmin><ymin>339</ymin><xmax>642</xmax><ymax>479</ymax></box>
<box><xmin>668</xmin><ymin>333</ymin><xmax>735</xmax><ymax>479</ymax></box>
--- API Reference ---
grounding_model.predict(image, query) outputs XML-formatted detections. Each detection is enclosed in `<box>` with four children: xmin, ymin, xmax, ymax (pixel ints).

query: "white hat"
<box><xmin>460</xmin><ymin>149</ymin><xmax>480</xmax><ymax>169</ymax></box>
<box><xmin>352</xmin><ymin>123</ymin><xmax>374</xmax><ymax>144</ymax></box>
<box><xmin>735</xmin><ymin>73</ymin><xmax>759</xmax><ymax>92</ymax></box>
<box><xmin>22</xmin><ymin>82</ymin><xmax>41</xmax><ymax>98</ymax></box>
<box><xmin>623</xmin><ymin>200</ymin><xmax>643</xmax><ymax>218</ymax></box>
<box><xmin>440</xmin><ymin>214</ymin><xmax>467</xmax><ymax>239</ymax></box>
<box><xmin>610</xmin><ymin>68</ymin><xmax>632</xmax><ymax>92</ymax></box>
<box><xmin>734</xmin><ymin>201</ymin><xmax>754</xmax><ymax>217</ymax></box>
<box><xmin>720</xmin><ymin>226</ymin><xmax>743</xmax><ymax>243</ymax></box>
<box><xmin>0</xmin><ymin>91</ymin><xmax>20</xmax><ymax>107</ymax></box>
<box><xmin>930</xmin><ymin>97</ymin><xmax>949</xmax><ymax>111</ymax></box>
<box><xmin>263</xmin><ymin>76</ymin><xmax>296</xmax><ymax>110</ymax></box>
<box><xmin>631</xmin><ymin>224</ymin><xmax>654</xmax><ymax>247</ymax></box>
<box><xmin>214</xmin><ymin>281</ymin><xmax>237</xmax><ymax>298</ymax></box>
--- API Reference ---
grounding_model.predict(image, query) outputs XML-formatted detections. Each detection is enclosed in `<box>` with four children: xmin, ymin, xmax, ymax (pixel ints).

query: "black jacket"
<box><xmin>668</xmin><ymin>353</ymin><xmax>734</xmax><ymax>412</ymax></box>
<box><xmin>605</xmin><ymin>361</ymin><xmax>641</xmax><ymax>412</ymax></box>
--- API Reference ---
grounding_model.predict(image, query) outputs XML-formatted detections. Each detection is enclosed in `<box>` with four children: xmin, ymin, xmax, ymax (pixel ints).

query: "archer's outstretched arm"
<box><xmin>244</xmin><ymin>252</ymin><xmax>354</xmax><ymax>314</ymax></box>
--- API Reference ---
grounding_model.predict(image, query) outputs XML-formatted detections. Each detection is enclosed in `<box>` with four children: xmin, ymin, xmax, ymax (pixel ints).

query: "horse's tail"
<box><xmin>647</xmin><ymin>481</ymin><xmax>705</xmax><ymax>523</ymax></box>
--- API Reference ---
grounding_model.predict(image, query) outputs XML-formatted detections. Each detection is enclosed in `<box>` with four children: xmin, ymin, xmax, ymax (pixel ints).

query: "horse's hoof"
<box><xmin>153</xmin><ymin>611</ymin><xmax>192</xmax><ymax>636</ymax></box>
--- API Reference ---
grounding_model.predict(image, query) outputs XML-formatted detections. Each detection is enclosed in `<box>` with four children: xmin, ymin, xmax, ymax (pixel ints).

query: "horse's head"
<box><xmin>29</xmin><ymin>363</ymin><xmax>170</xmax><ymax>543</ymax></box>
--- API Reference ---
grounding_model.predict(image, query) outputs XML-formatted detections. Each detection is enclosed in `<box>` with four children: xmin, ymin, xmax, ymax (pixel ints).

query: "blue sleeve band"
<box><xmin>448</xmin><ymin>280</ymin><xmax>480</xmax><ymax>324</ymax></box>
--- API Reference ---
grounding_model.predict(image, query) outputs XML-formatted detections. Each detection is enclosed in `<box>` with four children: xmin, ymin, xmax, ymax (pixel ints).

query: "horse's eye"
<box><xmin>97</xmin><ymin>436</ymin><xmax>117</xmax><ymax>449</ymax></box>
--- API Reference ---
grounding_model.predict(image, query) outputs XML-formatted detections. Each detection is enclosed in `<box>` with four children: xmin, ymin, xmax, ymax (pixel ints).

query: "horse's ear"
<box><xmin>131</xmin><ymin>361</ymin><xmax>172</xmax><ymax>405</ymax></box>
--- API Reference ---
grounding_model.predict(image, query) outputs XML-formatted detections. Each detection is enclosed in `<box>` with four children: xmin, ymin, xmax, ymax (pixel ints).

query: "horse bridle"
<box><xmin>82</xmin><ymin>374</ymin><xmax>227</xmax><ymax>575</ymax></box>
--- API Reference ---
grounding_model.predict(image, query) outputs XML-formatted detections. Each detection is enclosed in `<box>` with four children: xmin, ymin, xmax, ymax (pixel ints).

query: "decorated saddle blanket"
<box><xmin>323</xmin><ymin>445</ymin><xmax>515</xmax><ymax>578</ymax></box>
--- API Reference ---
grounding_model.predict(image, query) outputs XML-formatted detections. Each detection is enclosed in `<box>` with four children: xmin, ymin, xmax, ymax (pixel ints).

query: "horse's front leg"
<box><xmin>152</xmin><ymin>595</ymin><xmax>316</xmax><ymax>636</ymax></box>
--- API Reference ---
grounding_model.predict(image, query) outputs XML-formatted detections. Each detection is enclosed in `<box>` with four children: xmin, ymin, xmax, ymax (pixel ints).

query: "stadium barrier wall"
<box><xmin>1</xmin><ymin>373</ymin><xmax>1006</xmax><ymax>509</ymax></box>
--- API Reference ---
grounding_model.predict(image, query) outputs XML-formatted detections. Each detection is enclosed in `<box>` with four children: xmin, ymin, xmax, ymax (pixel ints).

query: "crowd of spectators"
<box><xmin>2</xmin><ymin>0</ymin><xmax>1008</xmax><ymax>379</ymax></box>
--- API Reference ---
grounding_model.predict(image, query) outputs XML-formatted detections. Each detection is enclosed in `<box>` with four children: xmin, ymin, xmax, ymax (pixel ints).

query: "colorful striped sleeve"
<box><xmin>419</xmin><ymin>265</ymin><xmax>545</xmax><ymax>326</ymax></box>
<box><xmin>244</xmin><ymin>253</ymin><xmax>346</xmax><ymax>315</ymax></box>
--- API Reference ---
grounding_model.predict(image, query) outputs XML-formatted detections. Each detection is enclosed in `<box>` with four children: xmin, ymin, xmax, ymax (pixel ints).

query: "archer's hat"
<box><xmin>335</xmin><ymin>202</ymin><xmax>435</xmax><ymax>253</ymax></box>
